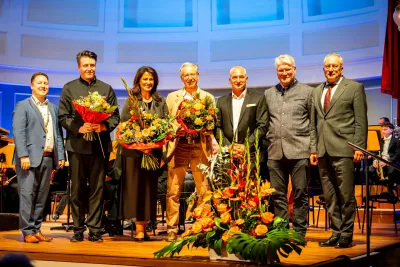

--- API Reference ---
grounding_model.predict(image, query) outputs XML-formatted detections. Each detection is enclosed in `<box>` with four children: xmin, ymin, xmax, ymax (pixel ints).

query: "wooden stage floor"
<box><xmin>0</xmin><ymin>220</ymin><xmax>399</xmax><ymax>267</ymax></box>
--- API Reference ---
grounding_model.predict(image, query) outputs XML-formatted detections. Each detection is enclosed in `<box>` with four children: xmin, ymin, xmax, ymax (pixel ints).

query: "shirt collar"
<box><xmin>232</xmin><ymin>88</ymin><xmax>247</xmax><ymax>100</ymax></box>
<box><xmin>79</xmin><ymin>76</ymin><xmax>97</xmax><ymax>86</ymax></box>
<box><xmin>384</xmin><ymin>134</ymin><xmax>392</xmax><ymax>141</ymax></box>
<box><xmin>31</xmin><ymin>95</ymin><xmax>48</xmax><ymax>106</ymax></box>
<box><xmin>183</xmin><ymin>87</ymin><xmax>200</xmax><ymax>97</ymax></box>
<box><xmin>325</xmin><ymin>76</ymin><xmax>343</xmax><ymax>88</ymax></box>
<box><xmin>277</xmin><ymin>79</ymin><xmax>297</xmax><ymax>93</ymax></box>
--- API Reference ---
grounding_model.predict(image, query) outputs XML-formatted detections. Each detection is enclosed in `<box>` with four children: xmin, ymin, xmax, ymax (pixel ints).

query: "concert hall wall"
<box><xmin>0</xmin><ymin>0</ymin><xmax>395</xmax><ymax>135</ymax></box>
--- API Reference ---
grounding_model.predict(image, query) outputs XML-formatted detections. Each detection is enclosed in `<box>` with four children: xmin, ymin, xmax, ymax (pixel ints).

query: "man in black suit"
<box><xmin>369</xmin><ymin>122</ymin><xmax>400</xmax><ymax>195</ymax></box>
<box><xmin>216</xmin><ymin>66</ymin><xmax>267</xmax><ymax>159</ymax></box>
<box><xmin>310</xmin><ymin>53</ymin><xmax>368</xmax><ymax>248</ymax></box>
<box><xmin>58</xmin><ymin>50</ymin><xmax>120</xmax><ymax>242</ymax></box>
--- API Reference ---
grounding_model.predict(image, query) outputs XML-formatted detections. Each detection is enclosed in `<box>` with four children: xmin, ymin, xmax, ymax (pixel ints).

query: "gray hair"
<box><xmin>323</xmin><ymin>53</ymin><xmax>343</xmax><ymax>66</ymax></box>
<box><xmin>229</xmin><ymin>65</ymin><xmax>247</xmax><ymax>75</ymax></box>
<box><xmin>275</xmin><ymin>54</ymin><xmax>296</xmax><ymax>69</ymax></box>
<box><xmin>179</xmin><ymin>62</ymin><xmax>199</xmax><ymax>75</ymax></box>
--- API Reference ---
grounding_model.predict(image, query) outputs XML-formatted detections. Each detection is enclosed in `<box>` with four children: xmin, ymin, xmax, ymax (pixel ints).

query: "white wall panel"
<box><xmin>0</xmin><ymin>32</ymin><xmax>6</xmax><ymax>55</ymax></box>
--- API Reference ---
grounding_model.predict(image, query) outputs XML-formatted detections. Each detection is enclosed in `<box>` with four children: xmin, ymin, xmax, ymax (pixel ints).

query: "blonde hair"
<box><xmin>275</xmin><ymin>54</ymin><xmax>295</xmax><ymax>69</ymax></box>
<box><xmin>179</xmin><ymin>62</ymin><xmax>199</xmax><ymax>75</ymax></box>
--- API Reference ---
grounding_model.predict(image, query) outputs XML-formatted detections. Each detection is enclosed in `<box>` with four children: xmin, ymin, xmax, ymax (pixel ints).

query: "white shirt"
<box><xmin>321</xmin><ymin>77</ymin><xmax>343</xmax><ymax>108</ymax></box>
<box><xmin>232</xmin><ymin>89</ymin><xmax>247</xmax><ymax>142</ymax></box>
<box><xmin>31</xmin><ymin>96</ymin><xmax>54</xmax><ymax>152</ymax></box>
<box><xmin>382</xmin><ymin>135</ymin><xmax>392</xmax><ymax>160</ymax></box>
<box><xmin>182</xmin><ymin>87</ymin><xmax>200</xmax><ymax>101</ymax></box>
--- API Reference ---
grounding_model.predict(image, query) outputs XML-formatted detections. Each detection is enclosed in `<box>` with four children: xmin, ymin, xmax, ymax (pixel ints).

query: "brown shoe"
<box><xmin>34</xmin><ymin>232</ymin><xmax>53</xmax><ymax>242</ymax></box>
<box><xmin>24</xmin><ymin>234</ymin><xmax>39</xmax><ymax>243</ymax></box>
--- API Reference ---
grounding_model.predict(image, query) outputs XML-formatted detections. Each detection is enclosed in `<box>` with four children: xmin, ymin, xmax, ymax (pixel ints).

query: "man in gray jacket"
<box><xmin>310</xmin><ymin>53</ymin><xmax>367</xmax><ymax>248</ymax></box>
<box><xmin>265</xmin><ymin>54</ymin><xmax>313</xmax><ymax>237</ymax></box>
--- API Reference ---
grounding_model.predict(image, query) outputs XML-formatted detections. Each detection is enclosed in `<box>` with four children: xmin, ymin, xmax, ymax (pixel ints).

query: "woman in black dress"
<box><xmin>120</xmin><ymin>66</ymin><xmax>168</xmax><ymax>241</ymax></box>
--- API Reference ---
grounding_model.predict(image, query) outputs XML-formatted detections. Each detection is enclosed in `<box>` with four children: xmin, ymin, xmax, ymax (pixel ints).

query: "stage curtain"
<box><xmin>381</xmin><ymin>0</ymin><xmax>400</xmax><ymax>121</ymax></box>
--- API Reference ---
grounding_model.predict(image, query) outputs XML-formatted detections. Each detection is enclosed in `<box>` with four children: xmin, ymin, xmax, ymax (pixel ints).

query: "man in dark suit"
<box><xmin>58</xmin><ymin>50</ymin><xmax>120</xmax><ymax>242</ymax></box>
<box><xmin>264</xmin><ymin>55</ymin><xmax>313</xmax><ymax>237</ymax></box>
<box><xmin>216</xmin><ymin>65</ymin><xmax>267</xmax><ymax>158</ymax></box>
<box><xmin>12</xmin><ymin>72</ymin><xmax>65</xmax><ymax>243</ymax></box>
<box><xmin>369</xmin><ymin>122</ymin><xmax>400</xmax><ymax>195</ymax></box>
<box><xmin>310</xmin><ymin>53</ymin><xmax>368</xmax><ymax>248</ymax></box>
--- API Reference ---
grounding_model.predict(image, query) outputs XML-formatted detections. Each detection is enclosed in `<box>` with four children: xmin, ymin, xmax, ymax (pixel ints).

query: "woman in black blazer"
<box><xmin>120</xmin><ymin>66</ymin><xmax>168</xmax><ymax>241</ymax></box>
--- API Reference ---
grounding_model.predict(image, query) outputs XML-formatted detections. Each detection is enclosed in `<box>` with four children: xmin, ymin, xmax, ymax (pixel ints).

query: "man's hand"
<box><xmin>228</xmin><ymin>144</ymin><xmax>244</xmax><ymax>159</ymax></box>
<box><xmin>379</xmin><ymin>161</ymin><xmax>387</xmax><ymax>168</ymax></box>
<box><xmin>20</xmin><ymin>157</ymin><xmax>30</xmax><ymax>170</ymax></box>
<box><xmin>211</xmin><ymin>138</ymin><xmax>220</xmax><ymax>155</ymax></box>
<box><xmin>2</xmin><ymin>181</ymin><xmax>9</xmax><ymax>186</ymax></box>
<box><xmin>91</xmin><ymin>123</ymin><xmax>107</xmax><ymax>133</ymax></box>
<box><xmin>353</xmin><ymin>151</ymin><xmax>364</xmax><ymax>162</ymax></box>
<box><xmin>309</xmin><ymin>153</ymin><xmax>318</xmax><ymax>165</ymax></box>
<box><xmin>58</xmin><ymin>160</ymin><xmax>65</xmax><ymax>169</ymax></box>
<box><xmin>79</xmin><ymin>123</ymin><xmax>93</xmax><ymax>134</ymax></box>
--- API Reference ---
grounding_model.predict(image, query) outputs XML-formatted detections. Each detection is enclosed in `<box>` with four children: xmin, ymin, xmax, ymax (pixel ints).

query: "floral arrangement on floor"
<box><xmin>116</xmin><ymin>78</ymin><xmax>176</xmax><ymax>170</ymax></box>
<box><xmin>176</xmin><ymin>94</ymin><xmax>218</xmax><ymax>143</ymax></box>
<box><xmin>154</xmin><ymin>131</ymin><xmax>306</xmax><ymax>265</ymax></box>
<box><xmin>73</xmin><ymin>91</ymin><xmax>119</xmax><ymax>156</ymax></box>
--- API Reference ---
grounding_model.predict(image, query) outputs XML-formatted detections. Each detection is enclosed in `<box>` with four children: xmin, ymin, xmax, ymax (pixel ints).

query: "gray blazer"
<box><xmin>12</xmin><ymin>98</ymin><xmax>65</xmax><ymax>169</ymax></box>
<box><xmin>264</xmin><ymin>81</ymin><xmax>314</xmax><ymax>160</ymax></box>
<box><xmin>310</xmin><ymin>77</ymin><xmax>368</xmax><ymax>158</ymax></box>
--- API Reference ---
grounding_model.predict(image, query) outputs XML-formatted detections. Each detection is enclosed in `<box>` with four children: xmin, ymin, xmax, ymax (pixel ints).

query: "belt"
<box><xmin>43</xmin><ymin>152</ymin><xmax>53</xmax><ymax>157</ymax></box>
<box><xmin>178</xmin><ymin>137</ymin><xmax>200</xmax><ymax>144</ymax></box>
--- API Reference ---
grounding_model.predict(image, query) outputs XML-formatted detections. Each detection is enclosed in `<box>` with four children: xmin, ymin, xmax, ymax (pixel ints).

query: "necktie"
<box><xmin>323</xmin><ymin>84</ymin><xmax>335</xmax><ymax>113</ymax></box>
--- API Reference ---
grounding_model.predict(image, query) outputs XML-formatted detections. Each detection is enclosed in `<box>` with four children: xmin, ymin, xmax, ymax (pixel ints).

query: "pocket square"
<box><xmin>246</xmin><ymin>103</ymin><xmax>256</xmax><ymax>107</ymax></box>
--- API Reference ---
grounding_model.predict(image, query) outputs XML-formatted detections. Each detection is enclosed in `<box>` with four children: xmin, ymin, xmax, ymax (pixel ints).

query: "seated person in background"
<box><xmin>42</xmin><ymin>167</ymin><xmax>68</xmax><ymax>221</ymax></box>
<box><xmin>1</xmin><ymin>168</ymin><xmax>19</xmax><ymax>214</ymax></box>
<box><xmin>378</xmin><ymin>117</ymin><xmax>390</xmax><ymax>126</ymax></box>
<box><xmin>369</xmin><ymin>122</ymin><xmax>400</xmax><ymax>196</ymax></box>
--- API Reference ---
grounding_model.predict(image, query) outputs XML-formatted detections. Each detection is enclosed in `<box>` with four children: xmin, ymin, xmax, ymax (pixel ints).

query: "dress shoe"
<box><xmin>88</xmin><ymin>232</ymin><xmax>103</xmax><ymax>242</ymax></box>
<box><xmin>134</xmin><ymin>232</ymin><xmax>151</xmax><ymax>242</ymax></box>
<box><xmin>34</xmin><ymin>232</ymin><xmax>53</xmax><ymax>242</ymax></box>
<box><xmin>167</xmin><ymin>231</ymin><xmax>178</xmax><ymax>242</ymax></box>
<box><xmin>319</xmin><ymin>235</ymin><xmax>340</xmax><ymax>247</ymax></box>
<box><xmin>335</xmin><ymin>236</ymin><xmax>353</xmax><ymax>248</ymax></box>
<box><xmin>24</xmin><ymin>234</ymin><xmax>39</xmax><ymax>243</ymax></box>
<box><xmin>70</xmin><ymin>232</ymin><xmax>84</xmax><ymax>242</ymax></box>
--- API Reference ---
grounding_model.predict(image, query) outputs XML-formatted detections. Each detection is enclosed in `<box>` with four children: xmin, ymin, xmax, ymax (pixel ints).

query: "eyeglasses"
<box><xmin>277</xmin><ymin>68</ymin><xmax>294</xmax><ymax>74</ymax></box>
<box><xmin>182</xmin><ymin>74</ymin><xmax>198</xmax><ymax>80</ymax></box>
<box><xmin>324</xmin><ymin>65</ymin><xmax>341</xmax><ymax>71</ymax></box>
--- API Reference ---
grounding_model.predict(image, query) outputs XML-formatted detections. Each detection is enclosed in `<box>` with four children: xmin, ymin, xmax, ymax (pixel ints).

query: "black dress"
<box><xmin>119</xmin><ymin>97</ymin><xmax>168</xmax><ymax>221</ymax></box>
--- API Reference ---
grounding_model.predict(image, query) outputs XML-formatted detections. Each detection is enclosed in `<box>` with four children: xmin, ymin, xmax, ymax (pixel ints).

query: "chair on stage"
<box><xmin>307</xmin><ymin>163</ymin><xmax>322</xmax><ymax>227</ymax></box>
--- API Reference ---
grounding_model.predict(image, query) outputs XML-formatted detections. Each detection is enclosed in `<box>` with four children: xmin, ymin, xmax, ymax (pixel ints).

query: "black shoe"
<box><xmin>70</xmin><ymin>232</ymin><xmax>84</xmax><ymax>242</ymax></box>
<box><xmin>88</xmin><ymin>232</ymin><xmax>103</xmax><ymax>242</ymax></box>
<box><xmin>52</xmin><ymin>213</ymin><xmax>60</xmax><ymax>221</ymax></box>
<box><xmin>319</xmin><ymin>235</ymin><xmax>340</xmax><ymax>247</ymax></box>
<box><xmin>335</xmin><ymin>236</ymin><xmax>353</xmax><ymax>248</ymax></box>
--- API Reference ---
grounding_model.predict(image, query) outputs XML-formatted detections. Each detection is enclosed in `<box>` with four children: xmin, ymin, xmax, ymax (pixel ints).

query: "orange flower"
<box><xmin>261</xmin><ymin>212</ymin><xmax>274</xmax><ymax>224</ymax></box>
<box><xmin>193</xmin><ymin>207</ymin><xmax>203</xmax><ymax>219</ymax></box>
<box><xmin>201</xmin><ymin>217</ymin><xmax>215</xmax><ymax>230</ymax></box>
<box><xmin>213</xmin><ymin>191</ymin><xmax>222</xmax><ymax>199</ymax></box>
<box><xmin>213</xmin><ymin>198</ymin><xmax>221</xmax><ymax>206</ymax></box>
<box><xmin>248</xmin><ymin>199</ymin><xmax>257</xmax><ymax>208</ymax></box>
<box><xmin>235</xmin><ymin>219</ymin><xmax>245</xmax><ymax>226</ymax></box>
<box><xmin>222</xmin><ymin>187</ymin><xmax>235</xmax><ymax>198</ymax></box>
<box><xmin>191</xmin><ymin>221</ymin><xmax>203</xmax><ymax>234</ymax></box>
<box><xmin>239</xmin><ymin>192</ymin><xmax>246</xmax><ymax>200</ymax></box>
<box><xmin>220</xmin><ymin>211</ymin><xmax>231</xmax><ymax>224</ymax></box>
<box><xmin>254</xmin><ymin>224</ymin><xmax>268</xmax><ymax>236</ymax></box>
<box><xmin>217</xmin><ymin>203</ymin><xmax>228</xmax><ymax>214</ymax></box>
<box><xmin>203</xmin><ymin>190</ymin><xmax>213</xmax><ymax>202</ymax></box>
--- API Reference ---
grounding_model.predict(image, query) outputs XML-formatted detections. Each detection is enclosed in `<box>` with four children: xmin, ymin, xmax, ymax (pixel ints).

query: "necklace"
<box><xmin>142</xmin><ymin>96</ymin><xmax>153</xmax><ymax>103</ymax></box>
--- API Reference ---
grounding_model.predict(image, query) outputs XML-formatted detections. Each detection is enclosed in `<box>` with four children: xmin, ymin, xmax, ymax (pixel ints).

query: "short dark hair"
<box><xmin>381</xmin><ymin>122</ymin><xmax>394</xmax><ymax>130</ymax></box>
<box><xmin>380</xmin><ymin>117</ymin><xmax>390</xmax><ymax>123</ymax></box>
<box><xmin>131</xmin><ymin>66</ymin><xmax>162</xmax><ymax>102</ymax></box>
<box><xmin>30</xmin><ymin>72</ymin><xmax>49</xmax><ymax>83</ymax></box>
<box><xmin>76</xmin><ymin>50</ymin><xmax>97</xmax><ymax>65</ymax></box>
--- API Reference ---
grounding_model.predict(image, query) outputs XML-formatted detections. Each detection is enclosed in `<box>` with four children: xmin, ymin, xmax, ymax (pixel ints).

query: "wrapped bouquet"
<box><xmin>73</xmin><ymin>91</ymin><xmax>118</xmax><ymax>156</ymax></box>
<box><xmin>176</xmin><ymin>94</ymin><xmax>218</xmax><ymax>143</ymax></box>
<box><xmin>116</xmin><ymin>78</ymin><xmax>175</xmax><ymax>170</ymax></box>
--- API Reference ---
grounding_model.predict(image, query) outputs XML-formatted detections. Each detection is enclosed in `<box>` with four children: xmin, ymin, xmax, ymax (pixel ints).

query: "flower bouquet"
<box><xmin>73</xmin><ymin>91</ymin><xmax>119</xmax><ymax>157</ymax></box>
<box><xmin>116</xmin><ymin>78</ymin><xmax>176</xmax><ymax>170</ymax></box>
<box><xmin>154</xmin><ymin>131</ymin><xmax>306</xmax><ymax>265</ymax></box>
<box><xmin>176</xmin><ymin>94</ymin><xmax>218</xmax><ymax>143</ymax></box>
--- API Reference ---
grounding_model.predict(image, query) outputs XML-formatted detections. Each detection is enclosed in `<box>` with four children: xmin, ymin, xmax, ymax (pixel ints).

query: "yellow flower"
<box><xmin>194</xmin><ymin>118</ymin><xmax>203</xmax><ymax>125</ymax></box>
<box><xmin>195</xmin><ymin>111</ymin><xmax>201</xmax><ymax>116</ymax></box>
<box><xmin>206</xmin><ymin>115</ymin><xmax>213</xmax><ymax>121</ymax></box>
<box><xmin>185</xmin><ymin>111</ymin><xmax>191</xmax><ymax>117</ymax></box>
<box><xmin>144</xmin><ymin>113</ymin><xmax>153</xmax><ymax>119</ymax></box>
<box><xmin>254</xmin><ymin>224</ymin><xmax>268</xmax><ymax>236</ymax></box>
<box><xmin>235</xmin><ymin>219</ymin><xmax>245</xmax><ymax>226</ymax></box>
<box><xmin>84</xmin><ymin>101</ymin><xmax>91</xmax><ymax>107</ymax></box>
<box><xmin>191</xmin><ymin>221</ymin><xmax>203</xmax><ymax>234</ymax></box>
<box><xmin>119</xmin><ymin>122</ymin><xmax>127</xmax><ymax>129</ymax></box>
<box><xmin>134</xmin><ymin>125</ymin><xmax>141</xmax><ymax>132</ymax></box>
<box><xmin>142</xmin><ymin>128</ymin><xmax>150</xmax><ymax>137</ymax></box>
<box><xmin>202</xmin><ymin>191</ymin><xmax>213</xmax><ymax>202</ymax></box>
<box><xmin>125</xmin><ymin>129</ymin><xmax>133</xmax><ymax>137</ymax></box>
<box><xmin>220</xmin><ymin>211</ymin><xmax>231</xmax><ymax>224</ymax></box>
<box><xmin>135</xmin><ymin>131</ymin><xmax>143</xmax><ymax>139</ymax></box>
<box><xmin>194</xmin><ymin>102</ymin><xmax>203</xmax><ymax>111</ymax></box>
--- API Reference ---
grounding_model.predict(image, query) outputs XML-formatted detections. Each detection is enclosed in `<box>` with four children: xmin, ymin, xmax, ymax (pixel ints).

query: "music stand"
<box><xmin>348</xmin><ymin>142</ymin><xmax>400</xmax><ymax>266</ymax></box>
<box><xmin>50</xmin><ymin>152</ymin><xmax>73</xmax><ymax>232</ymax></box>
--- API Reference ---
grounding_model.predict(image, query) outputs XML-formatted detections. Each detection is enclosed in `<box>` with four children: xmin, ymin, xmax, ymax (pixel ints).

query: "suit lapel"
<box><xmin>315</xmin><ymin>84</ymin><xmax>324</xmax><ymax>116</ymax></box>
<box><xmin>237</xmin><ymin>92</ymin><xmax>252</xmax><ymax>126</ymax></box>
<box><xmin>325</xmin><ymin>78</ymin><xmax>348</xmax><ymax>115</ymax></box>
<box><xmin>227</xmin><ymin>94</ymin><xmax>233</xmax><ymax>127</ymax></box>
<box><xmin>29</xmin><ymin>98</ymin><xmax>45</xmax><ymax>131</ymax></box>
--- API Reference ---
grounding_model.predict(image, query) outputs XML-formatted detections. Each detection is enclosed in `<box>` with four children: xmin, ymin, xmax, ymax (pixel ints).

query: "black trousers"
<box><xmin>69</xmin><ymin>151</ymin><xmax>109</xmax><ymax>233</ymax></box>
<box><xmin>268</xmin><ymin>157</ymin><xmax>308</xmax><ymax>236</ymax></box>
<box><xmin>318</xmin><ymin>154</ymin><xmax>355</xmax><ymax>238</ymax></box>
